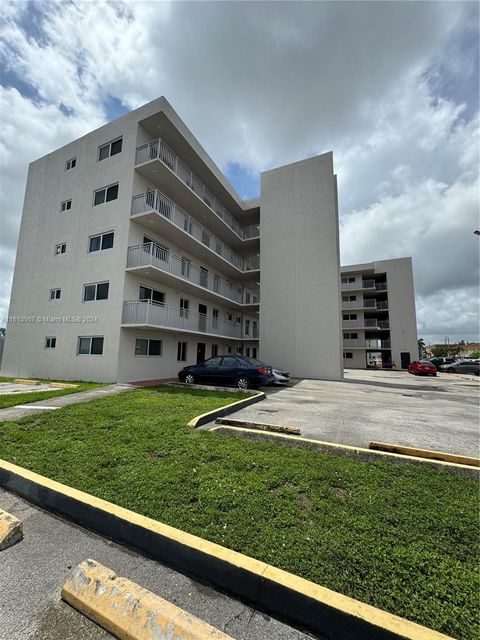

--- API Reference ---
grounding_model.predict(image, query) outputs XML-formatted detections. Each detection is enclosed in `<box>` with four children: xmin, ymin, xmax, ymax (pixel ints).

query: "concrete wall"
<box><xmin>259</xmin><ymin>153</ymin><xmax>343</xmax><ymax>379</ymax></box>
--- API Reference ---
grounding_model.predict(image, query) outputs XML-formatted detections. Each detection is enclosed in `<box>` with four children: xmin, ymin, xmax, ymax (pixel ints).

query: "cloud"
<box><xmin>0</xmin><ymin>0</ymin><xmax>478</xmax><ymax>343</ymax></box>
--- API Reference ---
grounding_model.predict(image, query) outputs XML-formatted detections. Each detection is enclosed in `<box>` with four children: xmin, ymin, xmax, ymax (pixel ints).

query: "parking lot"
<box><xmin>216</xmin><ymin>369</ymin><xmax>480</xmax><ymax>457</ymax></box>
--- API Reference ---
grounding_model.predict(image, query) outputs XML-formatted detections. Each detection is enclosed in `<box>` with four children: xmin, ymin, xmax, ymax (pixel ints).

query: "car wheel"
<box><xmin>446</xmin><ymin>367</ymin><xmax>456</xmax><ymax>374</ymax></box>
<box><xmin>236</xmin><ymin>376</ymin><xmax>250</xmax><ymax>389</ymax></box>
<box><xmin>184</xmin><ymin>374</ymin><xmax>195</xmax><ymax>384</ymax></box>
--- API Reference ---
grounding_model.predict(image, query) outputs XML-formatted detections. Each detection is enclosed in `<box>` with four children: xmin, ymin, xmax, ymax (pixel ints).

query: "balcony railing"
<box><xmin>127</xmin><ymin>243</ymin><xmax>259</xmax><ymax>306</ymax></box>
<box><xmin>341</xmin><ymin>279</ymin><xmax>376</xmax><ymax>290</ymax></box>
<box><xmin>342</xmin><ymin>319</ymin><xmax>390</xmax><ymax>329</ymax></box>
<box><xmin>131</xmin><ymin>190</ymin><xmax>260</xmax><ymax>273</ymax></box>
<box><xmin>343</xmin><ymin>338</ymin><xmax>391</xmax><ymax>348</ymax></box>
<box><xmin>136</xmin><ymin>138</ymin><xmax>258</xmax><ymax>240</ymax></box>
<box><xmin>122</xmin><ymin>300</ymin><xmax>258</xmax><ymax>340</ymax></box>
<box><xmin>342</xmin><ymin>299</ymin><xmax>378</xmax><ymax>309</ymax></box>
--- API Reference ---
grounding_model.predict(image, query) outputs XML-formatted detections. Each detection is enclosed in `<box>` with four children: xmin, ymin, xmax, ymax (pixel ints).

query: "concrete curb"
<box><xmin>0</xmin><ymin>458</ymin><xmax>454</xmax><ymax>640</ymax></box>
<box><xmin>369</xmin><ymin>441</ymin><xmax>480</xmax><ymax>468</ymax></box>
<box><xmin>216</xmin><ymin>417</ymin><xmax>300</xmax><ymax>434</ymax></box>
<box><xmin>12</xmin><ymin>378</ymin><xmax>39</xmax><ymax>385</ymax></box>
<box><xmin>0</xmin><ymin>507</ymin><xmax>23</xmax><ymax>550</ymax></box>
<box><xmin>186</xmin><ymin>390</ymin><xmax>265</xmax><ymax>428</ymax></box>
<box><xmin>211</xmin><ymin>426</ymin><xmax>480</xmax><ymax>478</ymax></box>
<box><xmin>62</xmin><ymin>559</ymin><xmax>234</xmax><ymax>640</ymax></box>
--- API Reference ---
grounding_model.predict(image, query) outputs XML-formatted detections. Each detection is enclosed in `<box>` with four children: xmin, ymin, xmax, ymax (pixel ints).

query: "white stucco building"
<box><xmin>2</xmin><ymin>97</ymin><xmax>346</xmax><ymax>383</ymax></box>
<box><xmin>340</xmin><ymin>258</ymin><xmax>418</xmax><ymax>369</ymax></box>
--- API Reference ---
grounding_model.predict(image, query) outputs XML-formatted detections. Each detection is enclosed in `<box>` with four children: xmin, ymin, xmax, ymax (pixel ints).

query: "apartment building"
<box><xmin>2</xmin><ymin>97</ymin><xmax>343</xmax><ymax>383</ymax></box>
<box><xmin>340</xmin><ymin>258</ymin><xmax>418</xmax><ymax>369</ymax></box>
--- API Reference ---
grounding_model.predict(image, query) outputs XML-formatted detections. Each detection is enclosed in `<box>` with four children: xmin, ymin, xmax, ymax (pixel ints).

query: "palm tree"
<box><xmin>418</xmin><ymin>338</ymin><xmax>426</xmax><ymax>359</ymax></box>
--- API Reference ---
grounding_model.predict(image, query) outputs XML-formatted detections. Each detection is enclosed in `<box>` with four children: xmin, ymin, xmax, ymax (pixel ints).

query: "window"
<box><xmin>235</xmin><ymin>316</ymin><xmax>241</xmax><ymax>325</ymax></box>
<box><xmin>245</xmin><ymin>319</ymin><xmax>250</xmax><ymax>336</ymax></box>
<box><xmin>78</xmin><ymin>336</ymin><xmax>104</xmax><ymax>355</ymax></box>
<box><xmin>94</xmin><ymin>183</ymin><xmax>119</xmax><ymax>206</ymax></box>
<box><xmin>55</xmin><ymin>243</ymin><xmax>66</xmax><ymax>255</ymax></box>
<box><xmin>180</xmin><ymin>298</ymin><xmax>189</xmax><ymax>318</ymax></box>
<box><xmin>252</xmin><ymin>321</ymin><xmax>257</xmax><ymax>337</ymax></box>
<box><xmin>343</xmin><ymin>313</ymin><xmax>358</xmax><ymax>320</ymax></box>
<box><xmin>65</xmin><ymin>157</ymin><xmax>76</xmax><ymax>171</ymax></box>
<box><xmin>245</xmin><ymin>347</ymin><xmax>250</xmax><ymax>357</ymax></box>
<box><xmin>98</xmin><ymin>138</ymin><xmax>122</xmax><ymax>161</ymax></box>
<box><xmin>222</xmin><ymin>356</ymin><xmax>238</xmax><ymax>366</ymax></box>
<box><xmin>342</xmin><ymin>295</ymin><xmax>356</xmax><ymax>302</ymax></box>
<box><xmin>44</xmin><ymin>336</ymin><xmax>56</xmax><ymax>349</ymax></box>
<box><xmin>212</xmin><ymin>309</ymin><xmax>219</xmax><ymax>328</ymax></box>
<box><xmin>213</xmin><ymin>274</ymin><xmax>221</xmax><ymax>293</ymax></box>
<box><xmin>83</xmin><ymin>282</ymin><xmax>109</xmax><ymax>302</ymax></box>
<box><xmin>135</xmin><ymin>338</ymin><xmax>162</xmax><ymax>356</ymax></box>
<box><xmin>205</xmin><ymin>357</ymin><xmax>222</xmax><ymax>367</ymax></box>
<box><xmin>227</xmin><ymin>313</ymin><xmax>233</xmax><ymax>322</ymax></box>
<box><xmin>211</xmin><ymin>344</ymin><xmax>218</xmax><ymax>357</ymax></box>
<box><xmin>342</xmin><ymin>276</ymin><xmax>355</xmax><ymax>284</ymax></box>
<box><xmin>343</xmin><ymin>352</ymin><xmax>353</xmax><ymax>359</ymax></box>
<box><xmin>89</xmin><ymin>232</ymin><xmax>114</xmax><ymax>252</ymax></box>
<box><xmin>344</xmin><ymin>332</ymin><xmax>358</xmax><ymax>340</ymax></box>
<box><xmin>50</xmin><ymin>288</ymin><xmax>61</xmax><ymax>300</ymax></box>
<box><xmin>181</xmin><ymin>257</ymin><xmax>191</xmax><ymax>278</ymax></box>
<box><xmin>236</xmin><ymin>346</ymin><xmax>243</xmax><ymax>354</ymax></box>
<box><xmin>252</xmin><ymin>347</ymin><xmax>257</xmax><ymax>359</ymax></box>
<box><xmin>183</xmin><ymin>216</ymin><xmax>193</xmax><ymax>234</ymax></box>
<box><xmin>202</xmin><ymin>230</ymin><xmax>211</xmax><ymax>247</ymax></box>
<box><xmin>139</xmin><ymin>286</ymin><xmax>165</xmax><ymax>305</ymax></box>
<box><xmin>177</xmin><ymin>341</ymin><xmax>188</xmax><ymax>361</ymax></box>
<box><xmin>60</xmin><ymin>199</ymin><xmax>72</xmax><ymax>213</ymax></box>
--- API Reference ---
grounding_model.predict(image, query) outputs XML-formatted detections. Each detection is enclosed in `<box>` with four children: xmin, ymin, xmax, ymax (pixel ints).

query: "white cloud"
<box><xmin>0</xmin><ymin>0</ymin><xmax>478</xmax><ymax>342</ymax></box>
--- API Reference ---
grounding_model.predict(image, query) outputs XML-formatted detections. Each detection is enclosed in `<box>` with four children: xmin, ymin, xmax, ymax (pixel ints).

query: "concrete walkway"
<box><xmin>0</xmin><ymin>384</ymin><xmax>134</xmax><ymax>422</ymax></box>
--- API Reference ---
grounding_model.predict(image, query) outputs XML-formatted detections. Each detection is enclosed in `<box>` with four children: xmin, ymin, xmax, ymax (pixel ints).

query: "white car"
<box><xmin>271</xmin><ymin>368</ymin><xmax>290</xmax><ymax>385</ymax></box>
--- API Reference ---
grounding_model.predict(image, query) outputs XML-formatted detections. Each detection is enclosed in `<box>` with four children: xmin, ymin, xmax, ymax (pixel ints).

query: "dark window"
<box><xmin>99</xmin><ymin>138</ymin><xmax>122</xmax><ymax>160</ymax></box>
<box><xmin>177</xmin><ymin>342</ymin><xmax>187</xmax><ymax>361</ymax></box>
<box><xmin>204</xmin><ymin>357</ymin><xmax>222</xmax><ymax>367</ymax></box>
<box><xmin>101</xmin><ymin>232</ymin><xmax>114</xmax><ymax>249</ymax></box>
<box><xmin>50</xmin><ymin>288</ymin><xmax>61</xmax><ymax>300</ymax></box>
<box><xmin>135</xmin><ymin>339</ymin><xmax>148</xmax><ymax>356</ymax></box>
<box><xmin>89</xmin><ymin>232</ymin><xmax>114</xmax><ymax>252</ymax></box>
<box><xmin>148</xmin><ymin>339</ymin><xmax>161</xmax><ymax>356</ymax></box>
<box><xmin>221</xmin><ymin>356</ymin><xmax>238</xmax><ymax>367</ymax></box>
<box><xmin>343</xmin><ymin>352</ymin><xmax>353</xmax><ymax>359</ymax></box>
<box><xmin>139</xmin><ymin>286</ymin><xmax>164</xmax><ymax>305</ymax></box>
<box><xmin>61</xmin><ymin>200</ymin><xmax>72</xmax><ymax>212</ymax></box>
<box><xmin>99</xmin><ymin>145</ymin><xmax>110</xmax><ymax>161</ymax></box>
<box><xmin>94</xmin><ymin>184</ymin><xmax>118</xmax><ymax>206</ymax></box>
<box><xmin>65</xmin><ymin>158</ymin><xmax>76</xmax><ymax>171</ymax></box>
<box><xmin>211</xmin><ymin>344</ymin><xmax>218</xmax><ymax>357</ymax></box>
<box><xmin>180</xmin><ymin>299</ymin><xmax>189</xmax><ymax>318</ymax></box>
<box><xmin>181</xmin><ymin>257</ymin><xmax>191</xmax><ymax>278</ymax></box>
<box><xmin>83</xmin><ymin>282</ymin><xmax>109</xmax><ymax>301</ymax></box>
<box><xmin>110</xmin><ymin>138</ymin><xmax>122</xmax><ymax>155</ymax></box>
<box><xmin>44</xmin><ymin>337</ymin><xmax>56</xmax><ymax>349</ymax></box>
<box><xmin>55</xmin><ymin>243</ymin><xmax>66</xmax><ymax>255</ymax></box>
<box><xmin>78</xmin><ymin>336</ymin><xmax>104</xmax><ymax>355</ymax></box>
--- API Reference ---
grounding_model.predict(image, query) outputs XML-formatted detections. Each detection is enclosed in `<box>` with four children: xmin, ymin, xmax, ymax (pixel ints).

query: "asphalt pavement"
<box><xmin>206</xmin><ymin>369</ymin><xmax>480</xmax><ymax>457</ymax></box>
<box><xmin>0</xmin><ymin>488</ymin><xmax>313</xmax><ymax>640</ymax></box>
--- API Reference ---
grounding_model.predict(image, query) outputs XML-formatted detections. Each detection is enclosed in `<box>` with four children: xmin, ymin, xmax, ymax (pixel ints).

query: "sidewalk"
<box><xmin>0</xmin><ymin>384</ymin><xmax>134</xmax><ymax>422</ymax></box>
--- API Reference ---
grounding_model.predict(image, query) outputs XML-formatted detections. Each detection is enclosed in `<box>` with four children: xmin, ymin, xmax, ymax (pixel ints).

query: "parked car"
<box><xmin>438</xmin><ymin>360</ymin><xmax>480</xmax><ymax>376</ymax></box>
<box><xmin>428</xmin><ymin>357</ymin><xmax>457</xmax><ymax>369</ymax></box>
<box><xmin>408</xmin><ymin>360</ymin><xmax>437</xmax><ymax>376</ymax></box>
<box><xmin>271</xmin><ymin>367</ymin><xmax>290</xmax><ymax>385</ymax></box>
<box><xmin>178</xmin><ymin>355</ymin><xmax>274</xmax><ymax>389</ymax></box>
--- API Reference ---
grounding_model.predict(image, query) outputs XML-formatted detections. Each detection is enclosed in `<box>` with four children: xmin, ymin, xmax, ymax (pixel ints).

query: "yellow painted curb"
<box><xmin>0</xmin><ymin>507</ymin><xmax>23</xmax><ymax>550</ymax></box>
<box><xmin>13</xmin><ymin>378</ymin><xmax>39</xmax><ymax>385</ymax></box>
<box><xmin>216</xmin><ymin>417</ymin><xmax>300</xmax><ymax>434</ymax></box>
<box><xmin>369</xmin><ymin>442</ymin><xmax>480</xmax><ymax>468</ymax></box>
<box><xmin>187</xmin><ymin>391</ymin><xmax>265</xmax><ymax>428</ymax></box>
<box><xmin>0</xmin><ymin>458</ymin><xmax>455</xmax><ymax>639</ymax></box>
<box><xmin>62</xmin><ymin>559</ymin><xmax>234</xmax><ymax>640</ymax></box>
<box><xmin>48</xmin><ymin>382</ymin><xmax>78</xmax><ymax>389</ymax></box>
<box><xmin>211</xmin><ymin>426</ymin><xmax>480</xmax><ymax>474</ymax></box>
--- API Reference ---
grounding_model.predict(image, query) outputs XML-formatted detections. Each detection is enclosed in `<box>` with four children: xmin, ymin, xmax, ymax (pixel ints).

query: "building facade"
<box><xmin>2</xmin><ymin>97</ymin><xmax>344</xmax><ymax>383</ymax></box>
<box><xmin>340</xmin><ymin>258</ymin><xmax>418</xmax><ymax>369</ymax></box>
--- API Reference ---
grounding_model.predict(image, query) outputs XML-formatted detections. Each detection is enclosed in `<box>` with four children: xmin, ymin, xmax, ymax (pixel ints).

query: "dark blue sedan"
<box><xmin>178</xmin><ymin>355</ymin><xmax>274</xmax><ymax>389</ymax></box>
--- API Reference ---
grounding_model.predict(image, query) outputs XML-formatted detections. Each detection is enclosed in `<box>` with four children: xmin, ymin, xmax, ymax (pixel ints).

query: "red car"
<box><xmin>408</xmin><ymin>360</ymin><xmax>437</xmax><ymax>376</ymax></box>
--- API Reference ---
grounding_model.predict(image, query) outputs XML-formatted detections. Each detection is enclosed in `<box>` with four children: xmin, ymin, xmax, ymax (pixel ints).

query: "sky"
<box><xmin>0</xmin><ymin>0</ymin><xmax>479</xmax><ymax>345</ymax></box>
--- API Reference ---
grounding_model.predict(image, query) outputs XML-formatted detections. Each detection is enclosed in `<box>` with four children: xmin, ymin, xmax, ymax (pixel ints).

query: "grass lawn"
<box><xmin>0</xmin><ymin>380</ymin><xmax>106</xmax><ymax>409</ymax></box>
<box><xmin>0</xmin><ymin>386</ymin><xmax>477</xmax><ymax>639</ymax></box>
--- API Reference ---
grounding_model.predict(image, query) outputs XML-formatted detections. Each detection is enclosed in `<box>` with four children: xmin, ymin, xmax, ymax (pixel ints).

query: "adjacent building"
<box><xmin>1</xmin><ymin>97</ymin><xmax>344</xmax><ymax>383</ymax></box>
<box><xmin>340</xmin><ymin>258</ymin><xmax>418</xmax><ymax>369</ymax></box>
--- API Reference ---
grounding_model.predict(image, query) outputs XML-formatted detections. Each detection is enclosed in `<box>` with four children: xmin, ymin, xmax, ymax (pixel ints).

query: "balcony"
<box><xmin>122</xmin><ymin>300</ymin><xmax>258</xmax><ymax>340</ymax></box>
<box><xmin>135</xmin><ymin>138</ymin><xmax>259</xmax><ymax>244</ymax></box>
<box><xmin>343</xmin><ymin>338</ymin><xmax>391</xmax><ymax>349</ymax></box>
<box><xmin>341</xmin><ymin>279</ymin><xmax>376</xmax><ymax>291</ymax></box>
<box><xmin>342</xmin><ymin>319</ymin><xmax>390</xmax><ymax>329</ymax></box>
<box><xmin>126</xmin><ymin>243</ymin><xmax>260</xmax><ymax>310</ymax></box>
<box><xmin>131</xmin><ymin>190</ymin><xmax>260</xmax><ymax>279</ymax></box>
<box><xmin>341</xmin><ymin>299</ymin><xmax>378</xmax><ymax>310</ymax></box>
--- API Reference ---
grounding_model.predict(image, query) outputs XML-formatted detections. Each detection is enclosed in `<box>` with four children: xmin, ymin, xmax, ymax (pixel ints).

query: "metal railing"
<box><xmin>376</xmin><ymin>283</ymin><xmax>387</xmax><ymax>291</ymax></box>
<box><xmin>342</xmin><ymin>299</ymin><xmax>378</xmax><ymax>309</ymax></box>
<box><xmin>343</xmin><ymin>338</ymin><xmax>391</xmax><ymax>349</ymax></box>
<box><xmin>342</xmin><ymin>319</ymin><xmax>390</xmax><ymax>329</ymax></box>
<box><xmin>127</xmin><ymin>243</ymin><xmax>259</xmax><ymax>306</ymax></box>
<box><xmin>131</xmin><ymin>190</ymin><xmax>260</xmax><ymax>272</ymax></box>
<box><xmin>136</xmin><ymin>138</ymin><xmax>259</xmax><ymax>240</ymax></box>
<box><xmin>341</xmin><ymin>279</ymin><xmax>376</xmax><ymax>290</ymax></box>
<box><xmin>122</xmin><ymin>300</ymin><xmax>258</xmax><ymax>339</ymax></box>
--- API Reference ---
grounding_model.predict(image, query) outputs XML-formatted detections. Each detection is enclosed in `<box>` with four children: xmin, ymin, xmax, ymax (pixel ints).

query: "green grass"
<box><xmin>0</xmin><ymin>380</ymin><xmax>106</xmax><ymax>409</ymax></box>
<box><xmin>0</xmin><ymin>386</ymin><xmax>477</xmax><ymax>639</ymax></box>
